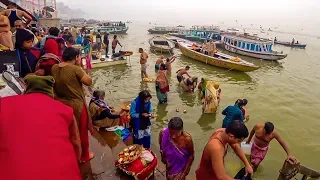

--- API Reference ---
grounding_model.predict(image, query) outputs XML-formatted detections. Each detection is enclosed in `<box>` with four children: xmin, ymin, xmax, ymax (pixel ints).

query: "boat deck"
<box><xmin>226</xmin><ymin>34</ymin><xmax>272</xmax><ymax>44</ymax></box>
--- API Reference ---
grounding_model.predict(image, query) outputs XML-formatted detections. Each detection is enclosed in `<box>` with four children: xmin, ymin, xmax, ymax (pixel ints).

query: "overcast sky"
<box><xmin>57</xmin><ymin>0</ymin><xmax>320</xmax><ymax>35</ymax></box>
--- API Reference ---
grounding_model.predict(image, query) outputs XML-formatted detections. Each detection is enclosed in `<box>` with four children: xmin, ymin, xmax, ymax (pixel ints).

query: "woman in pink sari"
<box><xmin>159</xmin><ymin>117</ymin><xmax>194</xmax><ymax>180</ymax></box>
<box><xmin>156</xmin><ymin>63</ymin><xmax>169</xmax><ymax>104</ymax></box>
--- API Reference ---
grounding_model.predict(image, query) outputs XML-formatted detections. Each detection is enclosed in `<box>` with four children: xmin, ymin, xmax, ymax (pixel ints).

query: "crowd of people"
<box><xmin>0</xmin><ymin>2</ymin><xmax>296</xmax><ymax>179</ymax></box>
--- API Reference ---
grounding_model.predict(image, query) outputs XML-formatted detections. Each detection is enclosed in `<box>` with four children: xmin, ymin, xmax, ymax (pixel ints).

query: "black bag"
<box><xmin>0</xmin><ymin>50</ymin><xmax>20</xmax><ymax>77</ymax></box>
<box><xmin>234</xmin><ymin>167</ymin><xmax>252</xmax><ymax>180</ymax></box>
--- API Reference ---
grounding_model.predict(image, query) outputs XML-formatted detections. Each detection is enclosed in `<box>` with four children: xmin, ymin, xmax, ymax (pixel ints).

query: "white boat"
<box><xmin>94</xmin><ymin>21</ymin><xmax>129</xmax><ymax>34</ymax></box>
<box><xmin>222</xmin><ymin>33</ymin><xmax>287</xmax><ymax>61</ymax></box>
<box><xmin>149</xmin><ymin>36</ymin><xmax>175</xmax><ymax>53</ymax></box>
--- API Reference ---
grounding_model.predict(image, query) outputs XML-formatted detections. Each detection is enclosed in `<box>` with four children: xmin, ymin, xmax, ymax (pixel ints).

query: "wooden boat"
<box><xmin>178</xmin><ymin>41</ymin><xmax>260</xmax><ymax>72</ymax></box>
<box><xmin>274</xmin><ymin>41</ymin><xmax>307</xmax><ymax>49</ymax></box>
<box><xmin>223</xmin><ymin>33</ymin><xmax>287</xmax><ymax>61</ymax></box>
<box><xmin>149</xmin><ymin>36</ymin><xmax>175</xmax><ymax>53</ymax></box>
<box><xmin>81</xmin><ymin>51</ymin><xmax>133</xmax><ymax>69</ymax></box>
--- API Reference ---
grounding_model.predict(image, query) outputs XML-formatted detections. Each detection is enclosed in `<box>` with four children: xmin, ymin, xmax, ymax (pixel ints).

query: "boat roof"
<box><xmin>226</xmin><ymin>33</ymin><xmax>272</xmax><ymax>44</ymax></box>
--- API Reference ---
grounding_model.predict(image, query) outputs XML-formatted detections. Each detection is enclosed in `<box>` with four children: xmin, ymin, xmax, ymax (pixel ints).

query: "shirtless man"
<box><xmin>196</xmin><ymin>120</ymin><xmax>253</xmax><ymax>180</ymax></box>
<box><xmin>176</xmin><ymin>66</ymin><xmax>191</xmax><ymax>83</ymax></box>
<box><xmin>246</xmin><ymin>122</ymin><xmax>295</xmax><ymax>171</ymax></box>
<box><xmin>165</xmin><ymin>56</ymin><xmax>176</xmax><ymax>71</ymax></box>
<box><xmin>139</xmin><ymin>48</ymin><xmax>148</xmax><ymax>78</ymax></box>
<box><xmin>0</xmin><ymin>2</ymin><xmax>32</xmax><ymax>30</ymax></box>
<box><xmin>112</xmin><ymin>35</ymin><xmax>122</xmax><ymax>54</ymax></box>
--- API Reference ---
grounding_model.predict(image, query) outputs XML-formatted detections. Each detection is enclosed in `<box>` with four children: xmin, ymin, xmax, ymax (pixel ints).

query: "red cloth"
<box><xmin>36</xmin><ymin>39</ymin><xmax>62</xmax><ymax>76</ymax></box>
<box><xmin>115</xmin><ymin>150</ymin><xmax>158</xmax><ymax>180</ymax></box>
<box><xmin>44</xmin><ymin>38</ymin><xmax>59</xmax><ymax>57</ymax></box>
<box><xmin>0</xmin><ymin>93</ymin><xmax>81</xmax><ymax>180</ymax></box>
<box><xmin>80</xmin><ymin>104</ymin><xmax>90</xmax><ymax>162</ymax></box>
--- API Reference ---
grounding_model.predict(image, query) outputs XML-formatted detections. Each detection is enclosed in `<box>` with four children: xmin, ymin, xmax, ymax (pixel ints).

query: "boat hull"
<box><xmin>148</xmin><ymin>30</ymin><xmax>178</xmax><ymax>34</ymax></box>
<box><xmin>150</xmin><ymin>46</ymin><xmax>173</xmax><ymax>53</ymax></box>
<box><xmin>149</xmin><ymin>36</ymin><xmax>175</xmax><ymax>54</ymax></box>
<box><xmin>224</xmin><ymin>44</ymin><xmax>287</xmax><ymax>61</ymax></box>
<box><xmin>274</xmin><ymin>41</ymin><xmax>307</xmax><ymax>48</ymax></box>
<box><xmin>178</xmin><ymin>43</ymin><xmax>259</xmax><ymax>72</ymax></box>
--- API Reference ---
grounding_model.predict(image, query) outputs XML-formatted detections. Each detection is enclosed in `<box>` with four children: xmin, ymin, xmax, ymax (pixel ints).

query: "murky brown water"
<box><xmin>90</xmin><ymin>23</ymin><xmax>320</xmax><ymax>179</ymax></box>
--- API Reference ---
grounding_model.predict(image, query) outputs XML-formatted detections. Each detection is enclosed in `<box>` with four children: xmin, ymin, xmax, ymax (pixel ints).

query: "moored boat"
<box><xmin>274</xmin><ymin>41</ymin><xmax>307</xmax><ymax>49</ymax></box>
<box><xmin>147</xmin><ymin>26</ymin><xmax>182</xmax><ymax>34</ymax></box>
<box><xmin>222</xmin><ymin>33</ymin><xmax>287</xmax><ymax>61</ymax></box>
<box><xmin>94</xmin><ymin>21</ymin><xmax>129</xmax><ymax>34</ymax></box>
<box><xmin>149</xmin><ymin>36</ymin><xmax>175</xmax><ymax>53</ymax></box>
<box><xmin>178</xmin><ymin>41</ymin><xmax>260</xmax><ymax>72</ymax></box>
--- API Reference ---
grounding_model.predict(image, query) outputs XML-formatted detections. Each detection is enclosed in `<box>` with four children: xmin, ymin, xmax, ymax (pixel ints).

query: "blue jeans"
<box><xmin>105</xmin><ymin>44</ymin><xmax>109</xmax><ymax>57</ymax></box>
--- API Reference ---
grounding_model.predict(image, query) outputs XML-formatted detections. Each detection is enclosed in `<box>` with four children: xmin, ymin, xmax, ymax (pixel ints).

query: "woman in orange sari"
<box><xmin>156</xmin><ymin>63</ymin><xmax>169</xmax><ymax>104</ymax></box>
<box><xmin>51</xmin><ymin>47</ymin><xmax>95</xmax><ymax>163</ymax></box>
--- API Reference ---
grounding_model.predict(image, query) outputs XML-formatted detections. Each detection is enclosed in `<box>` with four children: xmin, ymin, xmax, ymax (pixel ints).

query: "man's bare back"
<box><xmin>177</xmin><ymin>69</ymin><xmax>189</xmax><ymax>77</ymax></box>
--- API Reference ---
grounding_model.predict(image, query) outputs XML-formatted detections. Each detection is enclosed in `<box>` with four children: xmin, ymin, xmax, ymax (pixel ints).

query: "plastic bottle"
<box><xmin>240</xmin><ymin>142</ymin><xmax>252</xmax><ymax>155</ymax></box>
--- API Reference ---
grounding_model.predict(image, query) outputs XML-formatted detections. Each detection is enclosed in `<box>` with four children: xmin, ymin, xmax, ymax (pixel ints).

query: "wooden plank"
<box><xmin>299</xmin><ymin>164</ymin><xmax>320</xmax><ymax>178</ymax></box>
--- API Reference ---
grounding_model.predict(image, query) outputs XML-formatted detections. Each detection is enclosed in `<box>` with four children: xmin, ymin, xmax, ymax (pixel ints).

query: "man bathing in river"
<box><xmin>176</xmin><ymin>66</ymin><xmax>191</xmax><ymax>82</ymax></box>
<box><xmin>196</xmin><ymin>120</ymin><xmax>253</xmax><ymax>180</ymax></box>
<box><xmin>246</xmin><ymin>122</ymin><xmax>295</xmax><ymax>171</ymax></box>
<box><xmin>165</xmin><ymin>56</ymin><xmax>176</xmax><ymax>71</ymax></box>
<box><xmin>139</xmin><ymin>48</ymin><xmax>149</xmax><ymax>78</ymax></box>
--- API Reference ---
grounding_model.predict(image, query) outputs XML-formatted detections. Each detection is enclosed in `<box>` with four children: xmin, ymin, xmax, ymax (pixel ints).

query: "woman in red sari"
<box><xmin>51</xmin><ymin>47</ymin><xmax>95</xmax><ymax>163</ymax></box>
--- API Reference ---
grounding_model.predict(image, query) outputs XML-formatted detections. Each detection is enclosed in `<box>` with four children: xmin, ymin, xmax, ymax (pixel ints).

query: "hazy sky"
<box><xmin>57</xmin><ymin>0</ymin><xmax>320</xmax><ymax>35</ymax></box>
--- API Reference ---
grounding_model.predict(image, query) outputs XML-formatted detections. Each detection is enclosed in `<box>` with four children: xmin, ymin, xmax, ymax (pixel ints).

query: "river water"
<box><xmin>90</xmin><ymin>23</ymin><xmax>320</xmax><ymax>179</ymax></box>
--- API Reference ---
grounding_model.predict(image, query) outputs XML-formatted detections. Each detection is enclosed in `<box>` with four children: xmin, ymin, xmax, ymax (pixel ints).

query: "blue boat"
<box><xmin>274</xmin><ymin>40</ymin><xmax>307</xmax><ymax>49</ymax></box>
<box><xmin>169</xmin><ymin>26</ymin><xmax>221</xmax><ymax>42</ymax></box>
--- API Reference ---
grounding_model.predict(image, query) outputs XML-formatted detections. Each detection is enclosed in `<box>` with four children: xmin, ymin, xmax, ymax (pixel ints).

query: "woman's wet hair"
<box><xmin>225</xmin><ymin>120</ymin><xmax>249</xmax><ymax>139</ymax></box>
<box><xmin>49</xmin><ymin>27</ymin><xmax>60</xmax><ymax>36</ymax></box>
<box><xmin>138</xmin><ymin>90</ymin><xmax>152</xmax><ymax>101</ymax></box>
<box><xmin>93</xmin><ymin>90</ymin><xmax>105</xmax><ymax>98</ymax></box>
<box><xmin>62</xmin><ymin>47</ymin><xmax>80</xmax><ymax>62</ymax></box>
<box><xmin>160</xmin><ymin>63</ymin><xmax>167</xmax><ymax>70</ymax></box>
<box><xmin>168</xmin><ymin>117</ymin><xmax>183</xmax><ymax>131</ymax></box>
<box><xmin>264</xmin><ymin>122</ymin><xmax>274</xmax><ymax>134</ymax></box>
<box><xmin>242</xmin><ymin>99</ymin><xmax>248</xmax><ymax>106</ymax></box>
<box><xmin>139</xmin><ymin>48</ymin><xmax>143</xmax><ymax>51</ymax></box>
<box><xmin>235</xmin><ymin>99</ymin><xmax>243</xmax><ymax>106</ymax></box>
